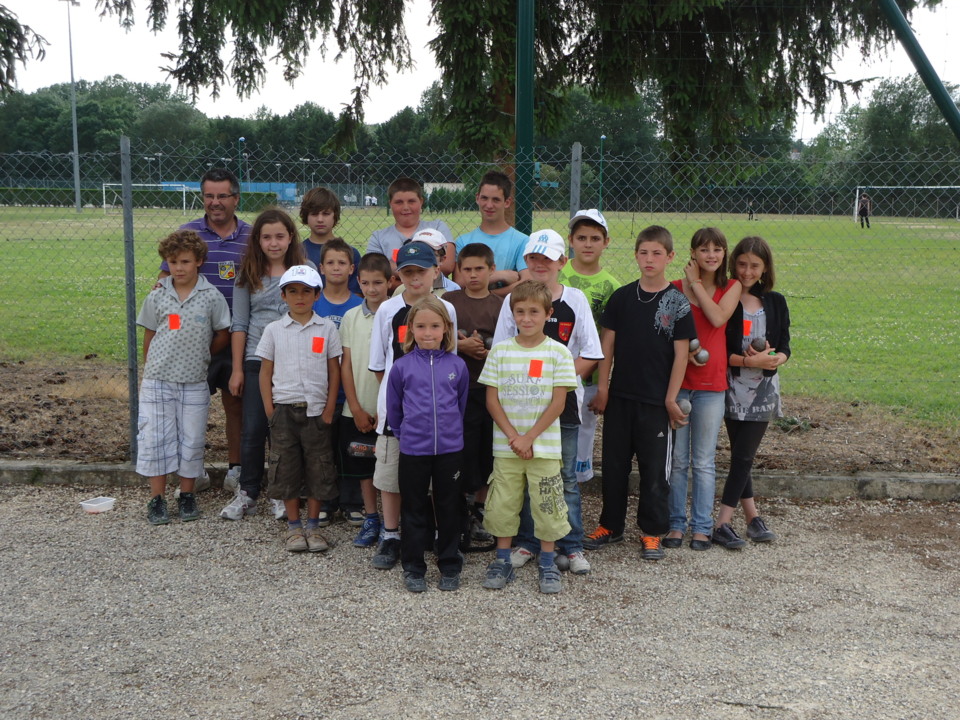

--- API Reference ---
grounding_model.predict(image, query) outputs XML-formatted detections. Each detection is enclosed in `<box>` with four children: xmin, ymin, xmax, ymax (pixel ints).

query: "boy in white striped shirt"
<box><xmin>478</xmin><ymin>281</ymin><xmax>577</xmax><ymax>594</ymax></box>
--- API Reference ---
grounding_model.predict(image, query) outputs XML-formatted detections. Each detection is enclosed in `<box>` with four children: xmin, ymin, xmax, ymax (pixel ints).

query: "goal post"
<box><xmin>102</xmin><ymin>183</ymin><xmax>192</xmax><ymax>215</ymax></box>
<box><xmin>853</xmin><ymin>185</ymin><xmax>960</xmax><ymax>222</ymax></box>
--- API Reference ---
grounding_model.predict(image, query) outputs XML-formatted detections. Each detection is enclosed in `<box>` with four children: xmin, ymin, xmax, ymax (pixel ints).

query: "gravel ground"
<box><xmin>2</xmin><ymin>485</ymin><xmax>959</xmax><ymax>720</ymax></box>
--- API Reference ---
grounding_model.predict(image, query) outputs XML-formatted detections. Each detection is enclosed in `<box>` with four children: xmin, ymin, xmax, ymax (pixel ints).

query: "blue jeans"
<box><xmin>668</xmin><ymin>389</ymin><xmax>725</xmax><ymax>536</ymax></box>
<box><xmin>514</xmin><ymin>425</ymin><xmax>582</xmax><ymax>555</ymax></box>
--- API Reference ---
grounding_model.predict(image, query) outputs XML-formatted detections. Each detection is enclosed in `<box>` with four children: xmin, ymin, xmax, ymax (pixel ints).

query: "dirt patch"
<box><xmin>1</xmin><ymin>359</ymin><xmax>959</xmax><ymax>476</ymax></box>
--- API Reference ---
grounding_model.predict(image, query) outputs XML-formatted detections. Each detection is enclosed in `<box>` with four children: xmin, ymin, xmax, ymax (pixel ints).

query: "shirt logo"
<box><xmin>557</xmin><ymin>321</ymin><xmax>573</xmax><ymax>342</ymax></box>
<box><xmin>218</xmin><ymin>261</ymin><xmax>237</xmax><ymax>280</ymax></box>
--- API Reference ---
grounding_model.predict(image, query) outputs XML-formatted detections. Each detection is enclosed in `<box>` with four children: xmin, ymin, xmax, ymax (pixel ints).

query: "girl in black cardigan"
<box><xmin>713</xmin><ymin>237</ymin><xmax>791</xmax><ymax>549</ymax></box>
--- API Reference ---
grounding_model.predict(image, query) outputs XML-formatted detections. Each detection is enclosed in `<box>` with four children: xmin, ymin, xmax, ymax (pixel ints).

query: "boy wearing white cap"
<box><xmin>491</xmin><ymin>229</ymin><xmax>603</xmax><ymax>576</ymax></box>
<box><xmin>256</xmin><ymin>265</ymin><xmax>342</xmax><ymax>553</ymax></box>
<box><xmin>559</xmin><ymin>209</ymin><xmax>620</xmax><ymax>484</ymax></box>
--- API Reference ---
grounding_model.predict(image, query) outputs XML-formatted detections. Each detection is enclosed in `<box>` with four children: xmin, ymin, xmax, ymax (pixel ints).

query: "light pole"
<box><xmin>275</xmin><ymin>163</ymin><xmax>282</xmax><ymax>182</ymax></box>
<box><xmin>598</xmin><ymin>134</ymin><xmax>606</xmax><ymax>212</ymax></box>
<box><xmin>61</xmin><ymin>0</ymin><xmax>82</xmax><ymax>213</ymax></box>
<box><xmin>144</xmin><ymin>155</ymin><xmax>155</xmax><ymax>182</ymax></box>
<box><xmin>155</xmin><ymin>151</ymin><xmax>163</xmax><ymax>183</ymax></box>
<box><xmin>237</xmin><ymin>137</ymin><xmax>245</xmax><ymax>210</ymax></box>
<box><xmin>345</xmin><ymin>163</ymin><xmax>352</xmax><ymax>203</ymax></box>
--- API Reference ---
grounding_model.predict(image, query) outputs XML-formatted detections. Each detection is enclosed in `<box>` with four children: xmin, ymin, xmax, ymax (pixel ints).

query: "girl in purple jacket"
<box><xmin>386</xmin><ymin>296</ymin><xmax>469</xmax><ymax>592</ymax></box>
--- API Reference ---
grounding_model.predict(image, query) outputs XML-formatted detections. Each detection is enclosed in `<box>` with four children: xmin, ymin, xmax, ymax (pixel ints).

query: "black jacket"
<box><xmin>726</xmin><ymin>287</ymin><xmax>791</xmax><ymax>378</ymax></box>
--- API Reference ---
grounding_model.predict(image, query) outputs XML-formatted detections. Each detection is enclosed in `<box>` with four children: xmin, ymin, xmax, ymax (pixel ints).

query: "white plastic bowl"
<box><xmin>80</xmin><ymin>496</ymin><xmax>116</xmax><ymax>514</ymax></box>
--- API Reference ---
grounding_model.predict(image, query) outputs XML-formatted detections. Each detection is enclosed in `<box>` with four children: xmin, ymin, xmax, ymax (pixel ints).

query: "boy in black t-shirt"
<box><xmin>584</xmin><ymin>225</ymin><xmax>696</xmax><ymax>561</ymax></box>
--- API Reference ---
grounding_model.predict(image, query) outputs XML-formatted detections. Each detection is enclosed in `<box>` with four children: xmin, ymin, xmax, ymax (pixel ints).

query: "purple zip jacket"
<box><xmin>386</xmin><ymin>346</ymin><xmax>468</xmax><ymax>456</ymax></box>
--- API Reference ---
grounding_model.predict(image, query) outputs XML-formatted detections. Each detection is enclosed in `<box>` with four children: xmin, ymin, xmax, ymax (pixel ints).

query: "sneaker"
<box><xmin>482</xmin><ymin>559</ymin><xmax>515</xmax><ymax>590</ymax></box>
<box><xmin>146</xmin><ymin>495</ymin><xmax>170</xmax><ymax>525</ymax></box>
<box><xmin>583</xmin><ymin>525</ymin><xmax>624</xmax><ymax>550</ymax></box>
<box><xmin>403</xmin><ymin>572</ymin><xmax>427</xmax><ymax>593</ymax></box>
<box><xmin>316</xmin><ymin>510</ymin><xmax>332</xmax><ymax>528</ymax></box>
<box><xmin>344</xmin><ymin>509</ymin><xmax>365</xmax><ymax>527</ymax></box>
<box><xmin>538</xmin><ymin>563</ymin><xmax>562</xmax><ymax>594</ymax></box>
<box><xmin>305</xmin><ymin>526</ymin><xmax>330</xmax><ymax>552</ymax></box>
<box><xmin>219</xmin><ymin>490</ymin><xmax>257</xmax><ymax>521</ymax></box>
<box><xmin>566</xmin><ymin>551</ymin><xmax>591</xmax><ymax>574</ymax></box>
<box><xmin>640</xmin><ymin>535</ymin><xmax>665</xmax><ymax>561</ymax></box>
<box><xmin>470</xmin><ymin>515</ymin><xmax>493</xmax><ymax>542</ymax></box>
<box><xmin>178</xmin><ymin>492</ymin><xmax>200</xmax><ymax>522</ymax></box>
<box><xmin>712</xmin><ymin>523</ymin><xmax>747</xmax><ymax>549</ymax></box>
<box><xmin>372</xmin><ymin>538</ymin><xmax>401</xmax><ymax>570</ymax></box>
<box><xmin>284</xmin><ymin>527</ymin><xmax>308</xmax><ymax>552</ymax></box>
<box><xmin>353</xmin><ymin>515</ymin><xmax>382</xmax><ymax>547</ymax></box>
<box><xmin>438</xmin><ymin>573</ymin><xmax>461</xmax><ymax>592</ymax></box>
<box><xmin>271</xmin><ymin>499</ymin><xmax>288</xmax><ymax>521</ymax></box>
<box><xmin>746</xmin><ymin>516</ymin><xmax>777</xmax><ymax>543</ymax></box>
<box><xmin>174</xmin><ymin>471</ymin><xmax>210</xmax><ymax>499</ymax></box>
<box><xmin>509</xmin><ymin>547</ymin><xmax>536</xmax><ymax>568</ymax></box>
<box><xmin>223</xmin><ymin>466</ymin><xmax>241</xmax><ymax>493</ymax></box>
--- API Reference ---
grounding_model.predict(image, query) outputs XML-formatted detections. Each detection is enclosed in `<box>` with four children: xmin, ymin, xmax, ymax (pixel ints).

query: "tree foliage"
<box><xmin>0</xmin><ymin>4</ymin><xmax>46</xmax><ymax>94</ymax></box>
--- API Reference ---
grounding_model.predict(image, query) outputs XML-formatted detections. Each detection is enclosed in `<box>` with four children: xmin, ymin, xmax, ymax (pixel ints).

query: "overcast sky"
<box><xmin>5</xmin><ymin>0</ymin><xmax>958</xmax><ymax>140</ymax></box>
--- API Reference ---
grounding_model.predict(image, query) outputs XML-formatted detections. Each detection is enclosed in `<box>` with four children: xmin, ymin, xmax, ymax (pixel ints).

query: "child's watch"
<box><xmin>489</xmin><ymin>280</ymin><xmax>508</xmax><ymax>290</ymax></box>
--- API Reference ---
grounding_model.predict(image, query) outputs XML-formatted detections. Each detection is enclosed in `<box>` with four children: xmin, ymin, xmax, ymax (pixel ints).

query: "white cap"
<box><xmin>568</xmin><ymin>208</ymin><xmax>608</xmax><ymax>231</ymax></box>
<box><xmin>410</xmin><ymin>228</ymin><xmax>447</xmax><ymax>251</ymax></box>
<box><xmin>279</xmin><ymin>264</ymin><xmax>323</xmax><ymax>290</ymax></box>
<box><xmin>523</xmin><ymin>229</ymin><xmax>566</xmax><ymax>261</ymax></box>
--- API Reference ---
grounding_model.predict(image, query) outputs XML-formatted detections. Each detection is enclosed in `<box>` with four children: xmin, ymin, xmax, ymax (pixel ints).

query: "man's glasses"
<box><xmin>201</xmin><ymin>193</ymin><xmax>237</xmax><ymax>201</ymax></box>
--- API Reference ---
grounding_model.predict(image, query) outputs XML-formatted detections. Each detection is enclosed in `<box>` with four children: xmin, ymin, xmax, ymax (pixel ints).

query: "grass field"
<box><xmin>1</xmin><ymin>205</ymin><xmax>958</xmax><ymax>422</ymax></box>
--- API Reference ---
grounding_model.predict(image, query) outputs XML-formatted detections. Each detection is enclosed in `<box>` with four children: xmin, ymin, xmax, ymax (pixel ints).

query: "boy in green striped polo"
<box><xmin>478</xmin><ymin>281</ymin><xmax>578</xmax><ymax>594</ymax></box>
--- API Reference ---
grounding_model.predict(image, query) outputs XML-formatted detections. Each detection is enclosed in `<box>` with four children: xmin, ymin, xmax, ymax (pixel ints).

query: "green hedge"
<box><xmin>0</xmin><ymin>187</ymin><xmax>277</xmax><ymax>212</ymax></box>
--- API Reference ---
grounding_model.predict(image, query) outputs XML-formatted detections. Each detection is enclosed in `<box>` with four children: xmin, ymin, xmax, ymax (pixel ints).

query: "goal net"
<box><xmin>101</xmin><ymin>183</ymin><xmax>196</xmax><ymax>215</ymax></box>
<box><xmin>853</xmin><ymin>185</ymin><xmax>960</xmax><ymax>222</ymax></box>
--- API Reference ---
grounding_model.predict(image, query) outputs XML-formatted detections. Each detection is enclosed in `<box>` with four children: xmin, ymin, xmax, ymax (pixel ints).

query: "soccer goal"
<box><xmin>853</xmin><ymin>185</ymin><xmax>960</xmax><ymax>222</ymax></box>
<box><xmin>101</xmin><ymin>183</ymin><xmax>194</xmax><ymax>215</ymax></box>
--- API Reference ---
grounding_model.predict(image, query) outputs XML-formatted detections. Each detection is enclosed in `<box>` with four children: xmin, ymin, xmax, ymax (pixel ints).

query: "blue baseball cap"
<box><xmin>396</xmin><ymin>241</ymin><xmax>438</xmax><ymax>269</ymax></box>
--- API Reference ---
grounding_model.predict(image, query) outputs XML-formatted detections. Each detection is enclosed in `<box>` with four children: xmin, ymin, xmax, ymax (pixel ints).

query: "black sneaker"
<box><xmin>372</xmin><ymin>537</ymin><xmax>401</xmax><ymax>570</ymax></box>
<box><xmin>746</xmin><ymin>516</ymin><xmax>776</xmax><ymax>543</ymax></box>
<box><xmin>178</xmin><ymin>492</ymin><xmax>200</xmax><ymax>522</ymax></box>
<box><xmin>403</xmin><ymin>572</ymin><xmax>427</xmax><ymax>593</ymax></box>
<box><xmin>640</xmin><ymin>536</ymin><xmax>666</xmax><ymax>561</ymax></box>
<box><xmin>147</xmin><ymin>495</ymin><xmax>170</xmax><ymax>525</ymax></box>
<box><xmin>712</xmin><ymin>523</ymin><xmax>747</xmax><ymax>549</ymax></box>
<box><xmin>438</xmin><ymin>573</ymin><xmax>462</xmax><ymax>592</ymax></box>
<box><xmin>583</xmin><ymin>525</ymin><xmax>625</xmax><ymax>551</ymax></box>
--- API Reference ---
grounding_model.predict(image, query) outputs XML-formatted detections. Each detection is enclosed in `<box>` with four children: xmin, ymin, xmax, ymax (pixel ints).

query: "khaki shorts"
<box><xmin>372</xmin><ymin>434</ymin><xmax>400</xmax><ymax>493</ymax></box>
<box><xmin>484</xmin><ymin>456</ymin><xmax>570</xmax><ymax>542</ymax></box>
<box><xmin>266</xmin><ymin>404</ymin><xmax>337</xmax><ymax>501</ymax></box>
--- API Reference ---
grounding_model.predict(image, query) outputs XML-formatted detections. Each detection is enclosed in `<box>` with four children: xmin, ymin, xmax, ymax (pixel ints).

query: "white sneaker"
<box><xmin>223</xmin><ymin>466</ymin><xmax>241</xmax><ymax>493</ymax></box>
<box><xmin>509</xmin><ymin>547</ymin><xmax>536</xmax><ymax>568</ymax></box>
<box><xmin>220</xmin><ymin>490</ymin><xmax>257</xmax><ymax>520</ymax></box>
<box><xmin>271</xmin><ymin>499</ymin><xmax>287</xmax><ymax>520</ymax></box>
<box><xmin>175</xmin><ymin>471</ymin><xmax>211</xmax><ymax>498</ymax></box>
<box><xmin>567</xmin><ymin>551</ymin><xmax>591</xmax><ymax>575</ymax></box>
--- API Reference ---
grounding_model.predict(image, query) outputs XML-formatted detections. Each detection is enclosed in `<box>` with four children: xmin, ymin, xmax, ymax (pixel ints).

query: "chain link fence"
<box><xmin>1</xmin><ymin>139</ymin><xmax>958</xmax><ymax>460</ymax></box>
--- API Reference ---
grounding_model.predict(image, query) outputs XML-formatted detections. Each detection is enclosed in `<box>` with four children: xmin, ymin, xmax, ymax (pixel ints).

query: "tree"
<box><xmin>1</xmin><ymin>4</ymin><xmax>46</xmax><ymax>94</ymax></box>
<box><xmin>2</xmin><ymin>1</ymin><xmax>945</xmax><ymax>157</ymax></box>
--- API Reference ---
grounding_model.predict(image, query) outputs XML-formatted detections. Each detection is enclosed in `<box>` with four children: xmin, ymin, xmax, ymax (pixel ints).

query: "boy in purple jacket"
<box><xmin>386</xmin><ymin>296</ymin><xmax>469</xmax><ymax>593</ymax></box>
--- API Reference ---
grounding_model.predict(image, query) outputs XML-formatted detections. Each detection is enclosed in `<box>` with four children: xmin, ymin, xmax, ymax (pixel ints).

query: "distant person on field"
<box><xmin>219</xmin><ymin>207</ymin><xmax>311</xmax><ymax>524</ymax></box>
<box><xmin>256</xmin><ymin>265</ymin><xmax>342</xmax><ymax>554</ymax></box>
<box><xmin>300</xmin><ymin>187</ymin><xmax>362</xmax><ymax>294</ymax></box>
<box><xmin>366</xmin><ymin>177</ymin><xmax>455</xmax><ymax>285</ymax></box>
<box><xmin>747</xmin><ymin>199</ymin><xmax>755</xmax><ymax>222</ymax></box>
<box><xmin>858</xmin><ymin>193</ymin><xmax>872</xmax><ymax>229</ymax></box>
<box><xmin>558</xmin><ymin>209</ymin><xmax>619</xmax><ymax>485</ymax></box>
<box><xmin>138</xmin><ymin>230</ymin><xmax>230</xmax><ymax>525</ymax></box>
<box><xmin>453</xmin><ymin>171</ymin><xmax>530</xmax><ymax>297</ymax></box>
<box><xmin>159</xmin><ymin>168</ymin><xmax>250</xmax><ymax>490</ymax></box>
